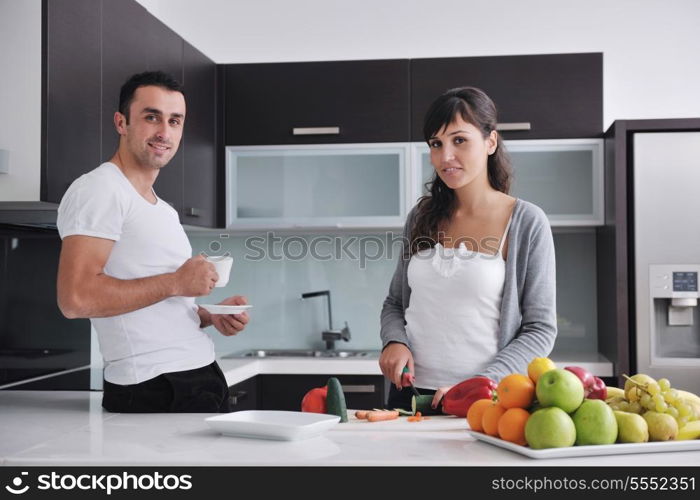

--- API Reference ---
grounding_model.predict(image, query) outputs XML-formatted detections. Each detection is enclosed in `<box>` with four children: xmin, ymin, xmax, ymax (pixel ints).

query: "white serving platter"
<box><xmin>468</xmin><ymin>431</ymin><xmax>700</xmax><ymax>459</ymax></box>
<box><xmin>205</xmin><ymin>410</ymin><xmax>339</xmax><ymax>441</ymax></box>
<box><xmin>200</xmin><ymin>304</ymin><xmax>253</xmax><ymax>315</ymax></box>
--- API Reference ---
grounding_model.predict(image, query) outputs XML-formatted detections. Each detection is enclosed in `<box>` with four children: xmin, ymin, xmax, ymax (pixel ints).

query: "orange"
<box><xmin>497</xmin><ymin>408</ymin><xmax>530</xmax><ymax>445</ymax></box>
<box><xmin>527</xmin><ymin>357</ymin><xmax>556</xmax><ymax>383</ymax></box>
<box><xmin>497</xmin><ymin>373</ymin><xmax>535</xmax><ymax>409</ymax></box>
<box><xmin>466</xmin><ymin>399</ymin><xmax>493</xmax><ymax>432</ymax></box>
<box><xmin>481</xmin><ymin>403</ymin><xmax>507</xmax><ymax>437</ymax></box>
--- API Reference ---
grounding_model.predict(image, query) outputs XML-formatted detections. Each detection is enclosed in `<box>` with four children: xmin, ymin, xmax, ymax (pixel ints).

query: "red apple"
<box><xmin>588</xmin><ymin>376</ymin><xmax>608</xmax><ymax>400</ymax></box>
<box><xmin>564</xmin><ymin>366</ymin><xmax>594</xmax><ymax>391</ymax></box>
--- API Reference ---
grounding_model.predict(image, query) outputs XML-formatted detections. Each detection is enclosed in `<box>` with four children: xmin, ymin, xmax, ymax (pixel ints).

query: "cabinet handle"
<box><xmin>292</xmin><ymin>127</ymin><xmax>340</xmax><ymax>136</ymax></box>
<box><xmin>185</xmin><ymin>207</ymin><xmax>201</xmax><ymax>217</ymax></box>
<box><xmin>230</xmin><ymin>390</ymin><xmax>247</xmax><ymax>405</ymax></box>
<box><xmin>341</xmin><ymin>384</ymin><xmax>376</xmax><ymax>393</ymax></box>
<box><xmin>496</xmin><ymin>122</ymin><xmax>531</xmax><ymax>131</ymax></box>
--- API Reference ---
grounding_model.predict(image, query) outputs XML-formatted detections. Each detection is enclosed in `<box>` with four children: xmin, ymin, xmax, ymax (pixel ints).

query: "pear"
<box><xmin>613</xmin><ymin>411</ymin><xmax>649</xmax><ymax>443</ymax></box>
<box><xmin>642</xmin><ymin>411</ymin><xmax>678</xmax><ymax>441</ymax></box>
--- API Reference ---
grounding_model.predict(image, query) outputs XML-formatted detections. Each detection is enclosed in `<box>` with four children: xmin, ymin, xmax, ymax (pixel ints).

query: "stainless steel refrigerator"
<box><xmin>632</xmin><ymin>128</ymin><xmax>700</xmax><ymax>394</ymax></box>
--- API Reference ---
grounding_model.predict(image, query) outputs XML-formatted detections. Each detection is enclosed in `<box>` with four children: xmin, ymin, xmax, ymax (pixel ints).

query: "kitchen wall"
<box><xmin>136</xmin><ymin>0</ymin><xmax>700</xmax><ymax>128</ymax></box>
<box><xmin>187</xmin><ymin>228</ymin><xmax>599</xmax><ymax>356</ymax></box>
<box><xmin>187</xmin><ymin>231</ymin><xmax>398</xmax><ymax>355</ymax></box>
<box><xmin>0</xmin><ymin>0</ymin><xmax>41</xmax><ymax>201</ymax></box>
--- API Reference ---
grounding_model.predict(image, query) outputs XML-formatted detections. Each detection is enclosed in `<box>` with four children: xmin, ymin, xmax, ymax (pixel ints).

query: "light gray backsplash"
<box><xmin>188</xmin><ymin>232</ymin><xmax>397</xmax><ymax>356</ymax></box>
<box><xmin>188</xmin><ymin>228</ymin><xmax>599</xmax><ymax>357</ymax></box>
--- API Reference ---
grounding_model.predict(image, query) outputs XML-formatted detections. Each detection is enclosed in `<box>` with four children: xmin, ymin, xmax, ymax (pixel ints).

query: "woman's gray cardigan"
<box><xmin>379</xmin><ymin>198</ymin><xmax>557</xmax><ymax>382</ymax></box>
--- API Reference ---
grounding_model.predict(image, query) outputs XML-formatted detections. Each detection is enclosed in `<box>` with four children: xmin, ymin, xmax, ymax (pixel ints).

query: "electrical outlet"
<box><xmin>0</xmin><ymin>149</ymin><xmax>9</xmax><ymax>174</ymax></box>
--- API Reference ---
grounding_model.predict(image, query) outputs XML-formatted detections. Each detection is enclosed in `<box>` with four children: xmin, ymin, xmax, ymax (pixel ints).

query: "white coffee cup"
<box><xmin>205</xmin><ymin>255</ymin><xmax>233</xmax><ymax>287</ymax></box>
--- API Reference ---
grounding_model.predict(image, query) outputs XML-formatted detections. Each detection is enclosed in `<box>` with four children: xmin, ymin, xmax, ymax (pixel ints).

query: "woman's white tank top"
<box><xmin>405</xmin><ymin>215</ymin><xmax>513</xmax><ymax>389</ymax></box>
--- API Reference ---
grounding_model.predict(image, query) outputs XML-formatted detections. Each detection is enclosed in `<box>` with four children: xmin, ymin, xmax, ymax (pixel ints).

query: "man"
<box><xmin>56</xmin><ymin>71</ymin><xmax>248</xmax><ymax>413</ymax></box>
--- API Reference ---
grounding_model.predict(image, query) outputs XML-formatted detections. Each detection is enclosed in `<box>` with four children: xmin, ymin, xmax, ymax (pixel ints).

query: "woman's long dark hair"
<box><xmin>410</xmin><ymin>87</ymin><xmax>513</xmax><ymax>255</ymax></box>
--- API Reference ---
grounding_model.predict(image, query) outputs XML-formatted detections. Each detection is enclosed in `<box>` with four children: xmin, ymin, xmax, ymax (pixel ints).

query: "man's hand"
<box><xmin>210</xmin><ymin>295</ymin><xmax>249</xmax><ymax>337</ymax></box>
<box><xmin>379</xmin><ymin>342</ymin><xmax>414</xmax><ymax>390</ymax></box>
<box><xmin>173</xmin><ymin>255</ymin><xmax>218</xmax><ymax>296</ymax></box>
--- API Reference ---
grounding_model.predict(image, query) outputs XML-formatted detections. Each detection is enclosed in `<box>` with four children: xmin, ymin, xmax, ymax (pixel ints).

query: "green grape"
<box><xmin>652</xmin><ymin>394</ymin><xmax>664</xmax><ymax>406</ymax></box>
<box><xmin>628</xmin><ymin>401</ymin><xmax>642</xmax><ymax>414</ymax></box>
<box><xmin>659</xmin><ymin>378</ymin><xmax>671</xmax><ymax>391</ymax></box>
<box><xmin>640</xmin><ymin>393</ymin><xmax>652</xmax><ymax>408</ymax></box>
<box><xmin>646</xmin><ymin>382</ymin><xmax>661</xmax><ymax>396</ymax></box>
<box><xmin>667</xmin><ymin>406</ymin><xmax>679</xmax><ymax>419</ymax></box>
<box><xmin>678</xmin><ymin>416</ymin><xmax>690</xmax><ymax>427</ymax></box>
<box><xmin>618</xmin><ymin>401</ymin><xmax>630</xmax><ymax>412</ymax></box>
<box><xmin>655</xmin><ymin>400</ymin><xmax>668</xmax><ymax>412</ymax></box>
<box><xmin>678</xmin><ymin>403</ymin><xmax>692</xmax><ymax>417</ymax></box>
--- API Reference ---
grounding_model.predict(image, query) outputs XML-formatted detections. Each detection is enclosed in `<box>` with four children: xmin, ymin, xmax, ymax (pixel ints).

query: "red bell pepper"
<box><xmin>442</xmin><ymin>376</ymin><xmax>497</xmax><ymax>417</ymax></box>
<box><xmin>301</xmin><ymin>386</ymin><xmax>328</xmax><ymax>413</ymax></box>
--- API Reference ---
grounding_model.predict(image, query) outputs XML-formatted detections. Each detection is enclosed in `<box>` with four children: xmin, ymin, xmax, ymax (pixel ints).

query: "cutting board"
<box><xmin>330</xmin><ymin>410</ymin><xmax>467</xmax><ymax>432</ymax></box>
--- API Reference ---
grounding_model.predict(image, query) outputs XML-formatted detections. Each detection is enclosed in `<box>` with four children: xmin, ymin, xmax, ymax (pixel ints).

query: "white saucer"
<box><xmin>200</xmin><ymin>304</ymin><xmax>253</xmax><ymax>315</ymax></box>
<box><xmin>205</xmin><ymin>410</ymin><xmax>339</xmax><ymax>441</ymax></box>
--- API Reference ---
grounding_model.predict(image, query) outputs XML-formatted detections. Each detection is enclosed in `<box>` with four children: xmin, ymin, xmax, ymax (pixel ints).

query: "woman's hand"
<box><xmin>379</xmin><ymin>343</ymin><xmax>413</xmax><ymax>390</ymax></box>
<box><xmin>431</xmin><ymin>385</ymin><xmax>454</xmax><ymax>410</ymax></box>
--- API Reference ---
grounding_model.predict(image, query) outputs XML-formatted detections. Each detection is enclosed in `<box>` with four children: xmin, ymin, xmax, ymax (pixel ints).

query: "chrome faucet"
<box><xmin>301</xmin><ymin>290</ymin><xmax>351</xmax><ymax>350</ymax></box>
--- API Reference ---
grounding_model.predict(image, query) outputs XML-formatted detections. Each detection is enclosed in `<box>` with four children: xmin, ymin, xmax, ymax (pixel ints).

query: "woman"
<box><xmin>379</xmin><ymin>87</ymin><xmax>557</xmax><ymax>410</ymax></box>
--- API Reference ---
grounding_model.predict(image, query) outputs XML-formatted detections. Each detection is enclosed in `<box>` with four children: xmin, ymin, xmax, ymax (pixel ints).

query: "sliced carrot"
<box><xmin>366</xmin><ymin>410</ymin><xmax>399</xmax><ymax>422</ymax></box>
<box><xmin>354</xmin><ymin>410</ymin><xmax>369</xmax><ymax>419</ymax></box>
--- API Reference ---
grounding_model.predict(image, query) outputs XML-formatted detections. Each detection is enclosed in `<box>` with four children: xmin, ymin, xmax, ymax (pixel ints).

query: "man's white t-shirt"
<box><xmin>57</xmin><ymin>162</ymin><xmax>215</xmax><ymax>385</ymax></box>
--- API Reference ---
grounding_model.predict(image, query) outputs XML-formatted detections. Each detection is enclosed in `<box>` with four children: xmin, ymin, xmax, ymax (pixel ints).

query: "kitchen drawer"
<box><xmin>223</xmin><ymin>59</ymin><xmax>410</xmax><ymax>145</ymax></box>
<box><xmin>410</xmin><ymin>53</ymin><xmax>602</xmax><ymax>140</ymax></box>
<box><xmin>259</xmin><ymin>374</ymin><xmax>386</xmax><ymax>411</ymax></box>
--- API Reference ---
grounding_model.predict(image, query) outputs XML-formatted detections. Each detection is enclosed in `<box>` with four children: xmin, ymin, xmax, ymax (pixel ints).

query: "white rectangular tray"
<box><xmin>468</xmin><ymin>431</ymin><xmax>700</xmax><ymax>459</ymax></box>
<box><xmin>206</xmin><ymin>411</ymin><xmax>339</xmax><ymax>441</ymax></box>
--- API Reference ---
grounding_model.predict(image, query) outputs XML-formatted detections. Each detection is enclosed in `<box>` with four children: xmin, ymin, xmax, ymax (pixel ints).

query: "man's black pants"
<box><xmin>102</xmin><ymin>361</ymin><xmax>231</xmax><ymax>413</ymax></box>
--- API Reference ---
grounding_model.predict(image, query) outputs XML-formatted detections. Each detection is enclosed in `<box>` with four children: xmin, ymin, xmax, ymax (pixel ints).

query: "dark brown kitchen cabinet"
<box><xmin>181</xmin><ymin>42</ymin><xmax>217</xmax><ymax>227</ymax></box>
<box><xmin>259</xmin><ymin>374</ymin><xmax>386</xmax><ymax>411</ymax></box>
<box><xmin>42</xmin><ymin>0</ymin><xmax>101</xmax><ymax>202</ymax></box>
<box><xmin>101</xmin><ymin>0</ymin><xmax>184</xmax><ymax>214</ymax></box>
<box><xmin>410</xmin><ymin>53</ymin><xmax>603</xmax><ymax>140</ymax></box>
<box><xmin>223</xmin><ymin>60</ymin><xmax>410</xmax><ymax>145</ymax></box>
<box><xmin>228</xmin><ymin>376</ymin><xmax>260</xmax><ymax>412</ymax></box>
<box><xmin>42</xmin><ymin>0</ymin><xmax>219</xmax><ymax>227</ymax></box>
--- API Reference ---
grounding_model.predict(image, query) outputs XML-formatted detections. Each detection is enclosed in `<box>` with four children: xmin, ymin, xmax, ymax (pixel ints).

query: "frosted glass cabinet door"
<box><xmin>226</xmin><ymin>144</ymin><xmax>409</xmax><ymax>229</ymax></box>
<box><xmin>411</xmin><ymin>139</ymin><xmax>603</xmax><ymax>225</ymax></box>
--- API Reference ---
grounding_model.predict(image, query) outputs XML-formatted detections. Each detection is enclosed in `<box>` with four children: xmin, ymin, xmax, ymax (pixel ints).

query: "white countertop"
<box><xmin>2</xmin><ymin>390</ymin><xmax>699</xmax><ymax>466</ymax></box>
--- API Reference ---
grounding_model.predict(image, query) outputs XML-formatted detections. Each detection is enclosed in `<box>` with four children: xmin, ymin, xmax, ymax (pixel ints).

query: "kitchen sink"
<box><xmin>224</xmin><ymin>349</ymin><xmax>380</xmax><ymax>359</ymax></box>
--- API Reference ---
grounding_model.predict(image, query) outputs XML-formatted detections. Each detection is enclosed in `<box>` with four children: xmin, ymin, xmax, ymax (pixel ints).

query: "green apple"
<box><xmin>536</xmin><ymin>368</ymin><xmax>585</xmax><ymax>413</ymax></box>
<box><xmin>525</xmin><ymin>407</ymin><xmax>577</xmax><ymax>449</ymax></box>
<box><xmin>572</xmin><ymin>399</ymin><xmax>618</xmax><ymax>445</ymax></box>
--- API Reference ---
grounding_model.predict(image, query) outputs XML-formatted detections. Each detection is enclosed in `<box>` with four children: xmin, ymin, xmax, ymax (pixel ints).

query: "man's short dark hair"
<box><xmin>118</xmin><ymin>71</ymin><xmax>184</xmax><ymax>123</ymax></box>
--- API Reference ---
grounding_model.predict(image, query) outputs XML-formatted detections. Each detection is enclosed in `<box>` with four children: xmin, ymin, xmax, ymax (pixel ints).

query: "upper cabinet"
<box><xmin>223</xmin><ymin>60</ymin><xmax>410</xmax><ymax>145</ymax></box>
<box><xmin>411</xmin><ymin>139</ymin><xmax>604</xmax><ymax>226</ymax></box>
<box><xmin>42</xmin><ymin>0</ymin><xmax>218</xmax><ymax>228</ymax></box>
<box><xmin>42</xmin><ymin>0</ymin><xmax>102</xmax><ymax>202</ymax></box>
<box><xmin>226</xmin><ymin>143</ymin><xmax>409</xmax><ymax>229</ymax></box>
<box><xmin>410</xmin><ymin>53</ymin><xmax>603</xmax><ymax>140</ymax></box>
